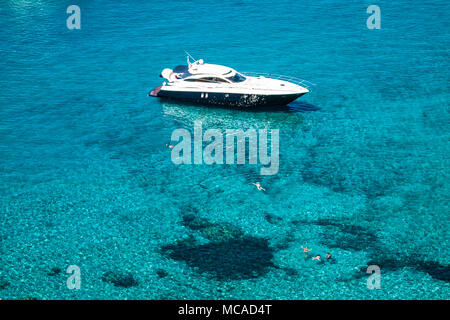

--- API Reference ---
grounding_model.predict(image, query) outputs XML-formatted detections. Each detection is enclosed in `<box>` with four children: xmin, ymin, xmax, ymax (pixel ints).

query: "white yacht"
<box><xmin>149</xmin><ymin>56</ymin><xmax>312</xmax><ymax>107</ymax></box>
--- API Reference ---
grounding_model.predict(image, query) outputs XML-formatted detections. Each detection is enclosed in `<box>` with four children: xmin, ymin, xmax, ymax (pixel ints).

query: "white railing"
<box><xmin>241</xmin><ymin>72</ymin><xmax>316</xmax><ymax>91</ymax></box>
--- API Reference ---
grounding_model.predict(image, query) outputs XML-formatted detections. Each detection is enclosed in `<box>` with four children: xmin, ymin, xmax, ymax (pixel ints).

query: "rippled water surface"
<box><xmin>0</xmin><ymin>0</ymin><xmax>449</xmax><ymax>299</ymax></box>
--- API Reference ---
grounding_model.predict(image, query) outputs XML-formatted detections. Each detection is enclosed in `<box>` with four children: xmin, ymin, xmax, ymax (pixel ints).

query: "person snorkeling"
<box><xmin>252</xmin><ymin>182</ymin><xmax>265</xmax><ymax>191</ymax></box>
<box><xmin>326</xmin><ymin>252</ymin><xmax>336</xmax><ymax>263</ymax></box>
<box><xmin>301</xmin><ymin>246</ymin><xmax>312</xmax><ymax>258</ymax></box>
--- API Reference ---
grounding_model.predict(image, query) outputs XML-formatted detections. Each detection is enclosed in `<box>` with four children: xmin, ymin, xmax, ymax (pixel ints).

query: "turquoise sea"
<box><xmin>1</xmin><ymin>0</ymin><xmax>449</xmax><ymax>299</ymax></box>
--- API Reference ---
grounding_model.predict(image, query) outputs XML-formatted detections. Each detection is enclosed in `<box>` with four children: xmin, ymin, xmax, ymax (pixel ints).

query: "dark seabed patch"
<box><xmin>20</xmin><ymin>296</ymin><xmax>39</xmax><ymax>300</ymax></box>
<box><xmin>264</xmin><ymin>213</ymin><xmax>283</xmax><ymax>225</ymax></box>
<box><xmin>0</xmin><ymin>279</ymin><xmax>10</xmax><ymax>290</ymax></box>
<box><xmin>292</xmin><ymin>218</ymin><xmax>379</xmax><ymax>252</ymax></box>
<box><xmin>161</xmin><ymin>236</ymin><xmax>275</xmax><ymax>281</ymax></box>
<box><xmin>156</xmin><ymin>269</ymin><xmax>169</xmax><ymax>278</ymax></box>
<box><xmin>283</xmin><ymin>267</ymin><xmax>299</xmax><ymax>277</ymax></box>
<box><xmin>47</xmin><ymin>267</ymin><xmax>62</xmax><ymax>276</ymax></box>
<box><xmin>315</xmin><ymin>218</ymin><xmax>378</xmax><ymax>252</ymax></box>
<box><xmin>360</xmin><ymin>256</ymin><xmax>450</xmax><ymax>282</ymax></box>
<box><xmin>300</xmin><ymin>145</ymin><xmax>407</xmax><ymax>199</ymax></box>
<box><xmin>161</xmin><ymin>215</ymin><xmax>276</xmax><ymax>280</ymax></box>
<box><xmin>102</xmin><ymin>271</ymin><xmax>139</xmax><ymax>288</ymax></box>
<box><xmin>182</xmin><ymin>214</ymin><xmax>244</xmax><ymax>242</ymax></box>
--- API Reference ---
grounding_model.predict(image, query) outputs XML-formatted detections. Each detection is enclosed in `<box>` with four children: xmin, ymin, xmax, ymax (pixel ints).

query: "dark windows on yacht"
<box><xmin>185</xmin><ymin>77</ymin><xmax>229</xmax><ymax>83</ymax></box>
<box><xmin>184</xmin><ymin>74</ymin><xmax>246</xmax><ymax>84</ymax></box>
<box><xmin>227</xmin><ymin>73</ymin><xmax>246</xmax><ymax>83</ymax></box>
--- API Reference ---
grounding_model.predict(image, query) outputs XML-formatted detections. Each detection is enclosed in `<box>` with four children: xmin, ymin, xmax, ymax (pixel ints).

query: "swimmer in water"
<box><xmin>166</xmin><ymin>143</ymin><xmax>175</xmax><ymax>149</ymax></box>
<box><xmin>252</xmin><ymin>182</ymin><xmax>265</xmax><ymax>191</ymax></box>
<box><xmin>326</xmin><ymin>253</ymin><xmax>332</xmax><ymax>260</ymax></box>
<box><xmin>312</xmin><ymin>255</ymin><xmax>321</xmax><ymax>261</ymax></box>
<box><xmin>301</xmin><ymin>246</ymin><xmax>312</xmax><ymax>258</ymax></box>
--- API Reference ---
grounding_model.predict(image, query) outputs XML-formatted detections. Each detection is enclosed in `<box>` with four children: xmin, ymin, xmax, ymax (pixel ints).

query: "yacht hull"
<box><xmin>151</xmin><ymin>89</ymin><xmax>305</xmax><ymax>107</ymax></box>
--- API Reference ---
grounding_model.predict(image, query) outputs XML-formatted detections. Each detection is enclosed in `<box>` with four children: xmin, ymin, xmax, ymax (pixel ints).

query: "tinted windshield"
<box><xmin>185</xmin><ymin>77</ymin><xmax>228</xmax><ymax>83</ymax></box>
<box><xmin>227</xmin><ymin>73</ymin><xmax>246</xmax><ymax>83</ymax></box>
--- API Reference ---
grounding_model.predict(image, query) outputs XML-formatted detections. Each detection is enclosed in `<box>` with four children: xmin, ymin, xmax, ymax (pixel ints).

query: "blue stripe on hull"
<box><xmin>155</xmin><ymin>90</ymin><xmax>304</xmax><ymax>107</ymax></box>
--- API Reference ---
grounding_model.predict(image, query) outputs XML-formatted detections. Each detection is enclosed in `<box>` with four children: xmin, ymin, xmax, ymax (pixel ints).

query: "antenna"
<box><xmin>185</xmin><ymin>51</ymin><xmax>196</xmax><ymax>65</ymax></box>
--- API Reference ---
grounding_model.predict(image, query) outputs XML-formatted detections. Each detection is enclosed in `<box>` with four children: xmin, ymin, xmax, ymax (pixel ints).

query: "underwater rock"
<box><xmin>47</xmin><ymin>267</ymin><xmax>62</xmax><ymax>276</ymax></box>
<box><xmin>182</xmin><ymin>205</ymin><xmax>200</xmax><ymax>214</ymax></box>
<box><xmin>44</xmin><ymin>221</ymin><xmax>55</xmax><ymax>228</ymax></box>
<box><xmin>0</xmin><ymin>279</ymin><xmax>10</xmax><ymax>290</ymax></box>
<box><xmin>283</xmin><ymin>267</ymin><xmax>298</xmax><ymax>277</ymax></box>
<box><xmin>182</xmin><ymin>214</ymin><xmax>243</xmax><ymax>242</ymax></box>
<box><xmin>172</xmin><ymin>234</ymin><xmax>198</xmax><ymax>247</ymax></box>
<box><xmin>161</xmin><ymin>236</ymin><xmax>275</xmax><ymax>281</ymax></box>
<box><xmin>300</xmin><ymin>145</ymin><xmax>405</xmax><ymax>198</ymax></box>
<box><xmin>156</xmin><ymin>269</ymin><xmax>169</xmax><ymax>278</ymax></box>
<box><xmin>264</xmin><ymin>213</ymin><xmax>283</xmax><ymax>225</ymax></box>
<box><xmin>302</xmin><ymin>218</ymin><xmax>379</xmax><ymax>252</ymax></box>
<box><xmin>292</xmin><ymin>218</ymin><xmax>379</xmax><ymax>252</ymax></box>
<box><xmin>273</xmin><ymin>241</ymin><xmax>291</xmax><ymax>250</ymax></box>
<box><xmin>101</xmin><ymin>271</ymin><xmax>139</xmax><ymax>288</ymax></box>
<box><xmin>182</xmin><ymin>214</ymin><xmax>212</xmax><ymax>230</ymax></box>
<box><xmin>416</xmin><ymin>261</ymin><xmax>450</xmax><ymax>282</ymax></box>
<box><xmin>168</xmin><ymin>215</ymin><xmax>277</xmax><ymax>280</ymax></box>
<box><xmin>361</xmin><ymin>256</ymin><xmax>450</xmax><ymax>282</ymax></box>
<box><xmin>199</xmin><ymin>223</ymin><xmax>243</xmax><ymax>242</ymax></box>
